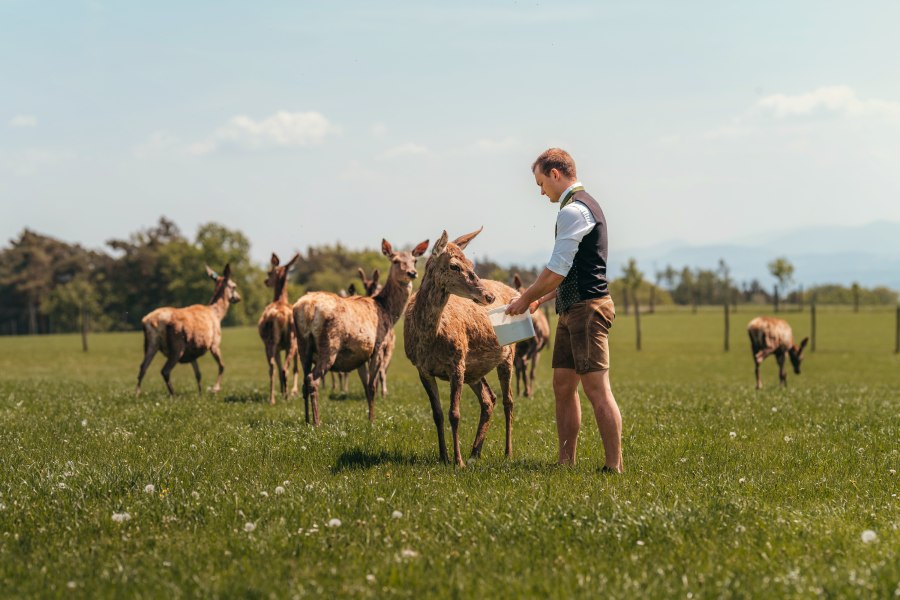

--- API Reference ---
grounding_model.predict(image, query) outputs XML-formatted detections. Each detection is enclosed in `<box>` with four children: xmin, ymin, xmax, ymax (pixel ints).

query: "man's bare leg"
<box><xmin>580</xmin><ymin>369</ymin><xmax>623</xmax><ymax>472</ymax></box>
<box><xmin>553</xmin><ymin>368</ymin><xmax>582</xmax><ymax>464</ymax></box>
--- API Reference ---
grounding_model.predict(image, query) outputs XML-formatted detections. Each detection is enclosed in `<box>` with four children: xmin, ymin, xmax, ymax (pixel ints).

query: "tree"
<box><xmin>851</xmin><ymin>282</ymin><xmax>860</xmax><ymax>313</ymax></box>
<box><xmin>621</xmin><ymin>258</ymin><xmax>644</xmax><ymax>350</ymax></box>
<box><xmin>767</xmin><ymin>257</ymin><xmax>794</xmax><ymax>313</ymax></box>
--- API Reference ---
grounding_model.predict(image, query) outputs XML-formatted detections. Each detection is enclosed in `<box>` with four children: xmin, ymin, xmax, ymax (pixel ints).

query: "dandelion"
<box><xmin>283</xmin><ymin>480</ymin><xmax>290</xmax><ymax>486</ymax></box>
<box><xmin>771</xmin><ymin>406</ymin><xmax>778</xmax><ymax>413</ymax></box>
<box><xmin>366</xmin><ymin>574</ymin><xmax>376</xmax><ymax>583</ymax></box>
<box><xmin>58</xmin><ymin>482</ymin><xmax>67</xmax><ymax>489</ymax></box>
<box><xmin>861</xmin><ymin>530</ymin><xmax>877</xmax><ymax>543</ymax></box>
<box><xmin>739</xmin><ymin>477</ymin><xmax>746</xmax><ymax>484</ymax></box>
<box><xmin>636</xmin><ymin>540</ymin><xmax>645</xmax><ymax>546</ymax></box>
<box><xmin>890</xmin><ymin>469</ymin><xmax>897</xmax><ymax>475</ymax></box>
<box><xmin>400</xmin><ymin>548</ymin><xmax>419</xmax><ymax>559</ymax></box>
<box><xmin>729</xmin><ymin>431</ymin><xmax>737</xmax><ymax>439</ymax></box>
<box><xmin>80</xmin><ymin>419</ymin><xmax>87</xmax><ymax>427</ymax></box>
<box><xmin>275</xmin><ymin>486</ymin><xmax>285</xmax><ymax>495</ymax></box>
<box><xmin>191</xmin><ymin>491</ymin><xmax>200</xmax><ymax>500</ymax></box>
<box><xmin>784</xmin><ymin>435</ymin><xmax>792</xmax><ymax>443</ymax></box>
<box><xmin>244</xmin><ymin>522</ymin><xmax>256</xmax><ymax>533</ymax></box>
<box><xmin>392</xmin><ymin>510</ymin><xmax>403</xmax><ymax>519</ymax></box>
<box><xmin>67</xmin><ymin>581</ymin><xmax>77</xmax><ymax>589</ymax></box>
<box><xmin>327</xmin><ymin>518</ymin><xmax>342</xmax><ymax>528</ymax></box>
<box><xmin>376</xmin><ymin>497</ymin><xmax>385</xmax><ymax>502</ymax></box>
<box><xmin>112</xmin><ymin>512</ymin><xmax>131</xmax><ymax>523</ymax></box>
<box><xmin>260</xmin><ymin>491</ymin><xmax>269</xmax><ymax>498</ymax></box>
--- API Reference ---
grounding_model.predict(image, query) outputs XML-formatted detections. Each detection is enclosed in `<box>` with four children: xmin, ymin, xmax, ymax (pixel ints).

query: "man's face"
<box><xmin>533</xmin><ymin>167</ymin><xmax>570</xmax><ymax>203</ymax></box>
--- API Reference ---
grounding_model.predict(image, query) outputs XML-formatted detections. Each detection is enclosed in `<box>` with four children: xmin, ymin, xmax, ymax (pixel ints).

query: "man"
<box><xmin>506</xmin><ymin>148</ymin><xmax>622</xmax><ymax>472</ymax></box>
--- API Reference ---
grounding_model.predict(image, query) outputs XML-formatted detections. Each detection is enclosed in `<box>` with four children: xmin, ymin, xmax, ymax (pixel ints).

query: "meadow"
<box><xmin>0</xmin><ymin>305</ymin><xmax>898</xmax><ymax>598</ymax></box>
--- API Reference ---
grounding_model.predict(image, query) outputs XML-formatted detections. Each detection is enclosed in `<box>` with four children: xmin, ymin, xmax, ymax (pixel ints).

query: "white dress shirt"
<box><xmin>546</xmin><ymin>182</ymin><xmax>596</xmax><ymax>277</ymax></box>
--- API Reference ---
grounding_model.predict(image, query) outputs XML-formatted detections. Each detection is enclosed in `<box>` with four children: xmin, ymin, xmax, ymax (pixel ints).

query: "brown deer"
<box><xmin>136</xmin><ymin>264</ymin><xmax>241</xmax><ymax>396</ymax></box>
<box><xmin>258</xmin><ymin>252</ymin><xmax>300</xmax><ymax>405</ymax></box>
<box><xmin>358</xmin><ymin>267</ymin><xmax>394</xmax><ymax>398</ymax></box>
<box><xmin>747</xmin><ymin>316</ymin><xmax>809</xmax><ymax>389</ymax></box>
<box><xmin>329</xmin><ymin>271</ymin><xmax>380</xmax><ymax>394</ymax></box>
<box><xmin>404</xmin><ymin>228</ymin><xmax>519</xmax><ymax>467</ymax></box>
<box><xmin>293</xmin><ymin>238</ymin><xmax>429</xmax><ymax>424</ymax></box>
<box><xmin>511</xmin><ymin>273</ymin><xmax>551</xmax><ymax>398</ymax></box>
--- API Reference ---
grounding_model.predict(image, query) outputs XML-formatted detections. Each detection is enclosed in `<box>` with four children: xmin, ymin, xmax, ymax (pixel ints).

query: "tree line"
<box><xmin>1</xmin><ymin>217</ymin><xmax>896</xmax><ymax>336</ymax></box>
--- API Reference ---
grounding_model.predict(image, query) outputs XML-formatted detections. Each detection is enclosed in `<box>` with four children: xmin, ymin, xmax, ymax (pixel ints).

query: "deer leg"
<box><xmin>209</xmin><ymin>347</ymin><xmax>225</xmax><ymax>393</ymax></box>
<box><xmin>299</xmin><ymin>344</ymin><xmax>314</xmax><ymax>424</ymax></box>
<box><xmin>469</xmin><ymin>378</ymin><xmax>495</xmax><ymax>459</ymax></box>
<box><xmin>135</xmin><ymin>343</ymin><xmax>158</xmax><ymax>396</ymax></box>
<box><xmin>449</xmin><ymin>371</ymin><xmax>465</xmax><ymax>467</ymax></box>
<box><xmin>265</xmin><ymin>345</ymin><xmax>278</xmax><ymax>405</ymax></box>
<box><xmin>418</xmin><ymin>371</ymin><xmax>448</xmax><ymax>464</ymax></box>
<box><xmin>275</xmin><ymin>350</ymin><xmax>286</xmax><ymax>398</ymax></box>
<box><xmin>496</xmin><ymin>356</ymin><xmax>515</xmax><ymax>457</ymax></box>
<box><xmin>309</xmin><ymin>338</ymin><xmax>339</xmax><ymax>426</ymax></box>
<box><xmin>341</xmin><ymin>371</ymin><xmax>349</xmax><ymax>393</ymax></box>
<box><xmin>362</xmin><ymin>354</ymin><xmax>382</xmax><ymax>423</ymax></box>
<box><xmin>776</xmin><ymin>351</ymin><xmax>787</xmax><ymax>387</ymax></box>
<box><xmin>160</xmin><ymin>351</ymin><xmax>182</xmax><ymax>397</ymax></box>
<box><xmin>191</xmin><ymin>360</ymin><xmax>203</xmax><ymax>395</ymax></box>
<box><xmin>288</xmin><ymin>345</ymin><xmax>300</xmax><ymax>398</ymax></box>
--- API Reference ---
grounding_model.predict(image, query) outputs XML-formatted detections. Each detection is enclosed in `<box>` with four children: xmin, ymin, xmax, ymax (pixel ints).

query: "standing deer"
<box><xmin>404</xmin><ymin>228</ymin><xmax>518</xmax><ymax>467</ymax></box>
<box><xmin>293</xmin><ymin>238</ymin><xmax>429</xmax><ymax>425</ymax></box>
<box><xmin>136</xmin><ymin>264</ymin><xmax>241</xmax><ymax>396</ymax></box>
<box><xmin>511</xmin><ymin>273</ymin><xmax>551</xmax><ymax>398</ymax></box>
<box><xmin>329</xmin><ymin>270</ymin><xmax>381</xmax><ymax>394</ymax></box>
<box><xmin>258</xmin><ymin>252</ymin><xmax>300</xmax><ymax>405</ymax></box>
<box><xmin>358</xmin><ymin>267</ymin><xmax>394</xmax><ymax>398</ymax></box>
<box><xmin>747</xmin><ymin>316</ymin><xmax>809</xmax><ymax>389</ymax></box>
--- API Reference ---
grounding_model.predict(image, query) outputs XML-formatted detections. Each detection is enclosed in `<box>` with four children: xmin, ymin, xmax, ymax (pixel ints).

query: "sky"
<box><xmin>2</xmin><ymin>1</ymin><xmax>899</xmax><ymax>270</ymax></box>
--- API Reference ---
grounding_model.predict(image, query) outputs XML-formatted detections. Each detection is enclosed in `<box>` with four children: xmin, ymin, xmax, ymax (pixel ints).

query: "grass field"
<box><xmin>1</xmin><ymin>305</ymin><xmax>898</xmax><ymax>598</ymax></box>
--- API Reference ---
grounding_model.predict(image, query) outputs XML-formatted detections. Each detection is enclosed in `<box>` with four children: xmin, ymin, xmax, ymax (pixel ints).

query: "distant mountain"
<box><xmin>489</xmin><ymin>221</ymin><xmax>900</xmax><ymax>291</ymax></box>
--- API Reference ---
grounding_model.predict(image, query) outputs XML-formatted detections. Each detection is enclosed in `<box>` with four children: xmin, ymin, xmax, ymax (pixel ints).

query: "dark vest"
<box><xmin>555</xmin><ymin>190</ymin><xmax>609</xmax><ymax>314</ymax></box>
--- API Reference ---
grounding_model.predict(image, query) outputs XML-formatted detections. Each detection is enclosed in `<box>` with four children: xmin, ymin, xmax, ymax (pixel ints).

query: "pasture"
<box><xmin>1</xmin><ymin>306</ymin><xmax>898</xmax><ymax>598</ymax></box>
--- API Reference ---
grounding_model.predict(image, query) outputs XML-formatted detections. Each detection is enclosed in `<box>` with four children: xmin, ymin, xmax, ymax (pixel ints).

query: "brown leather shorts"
<box><xmin>552</xmin><ymin>296</ymin><xmax>615</xmax><ymax>373</ymax></box>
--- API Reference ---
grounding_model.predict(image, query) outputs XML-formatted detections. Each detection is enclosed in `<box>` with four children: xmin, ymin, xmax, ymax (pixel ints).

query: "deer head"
<box><xmin>382</xmin><ymin>239</ymin><xmax>429</xmax><ymax>285</ymax></box>
<box><xmin>207</xmin><ymin>263</ymin><xmax>241</xmax><ymax>304</ymax></box>
<box><xmin>265</xmin><ymin>252</ymin><xmax>299</xmax><ymax>288</ymax></box>
<box><xmin>427</xmin><ymin>227</ymin><xmax>495</xmax><ymax>306</ymax></box>
<box><xmin>358</xmin><ymin>267</ymin><xmax>381</xmax><ymax>297</ymax></box>
<box><xmin>788</xmin><ymin>337</ymin><xmax>809</xmax><ymax>374</ymax></box>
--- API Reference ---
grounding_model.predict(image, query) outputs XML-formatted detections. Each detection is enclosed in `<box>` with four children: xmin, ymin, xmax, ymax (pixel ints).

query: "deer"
<box><xmin>293</xmin><ymin>238</ymin><xmax>429</xmax><ymax>425</ymax></box>
<box><xmin>511</xmin><ymin>273</ymin><xmax>551</xmax><ymax>398</ymax></box>
<box><xmin>329</xmin><ymin>270</ymin><xmax>381</xmax><ymax>394</ymax></box>
<box><xmin>404</xmin><ymin>227</ymin><xmax>519</xmax><ymax>467</ymax></box>
<box><xmin>358</xmin><ymin>267</ymin><xmax>394</xmax><ymax>398</ymax></box>
<box><xmin>258</xmin><ymin>252</ymin><xmax>300</xmax><ymax>405</ymax></box>
<box><xmin>747</xmin><ymin>316</ymin><xmax>809</xmax><ymax>389</ymax></box>
<box><xmin>136</xmin><ymin>264</ymin><xmax>241</xmax><ymax>396</ymax></box>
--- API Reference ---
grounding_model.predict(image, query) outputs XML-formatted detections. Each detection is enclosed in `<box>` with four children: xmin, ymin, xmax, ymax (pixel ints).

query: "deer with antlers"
<box><xmin>404</xmin><ymin>228</ymin><xmax>519</xmax><ymax>467</ymax></box>
<box><xmin>747</xmin><ymin>316</ymin><xmax>809</xmax><ymax>389</ymax></box>
<box><xmin>136</xmin><ymin>264</ymin><xmax>241</xmax><ymax>396</ymax></box>
<box><xmin>293</xmin><ymin>238</ymin><xmax>429</xmax><ymax>424</ymax></box>
<box><xmin>511</xmin><ymin>273</ymin><xmax>551</xmax><ymax>398</ymax></box>
<box><xmin>258</xmin><ymin>253</ymin><xmax>300</xmax><ymax>405</ymax></box>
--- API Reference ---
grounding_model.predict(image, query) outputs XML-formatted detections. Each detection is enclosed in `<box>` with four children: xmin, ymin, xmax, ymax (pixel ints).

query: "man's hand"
<box><xmin>506</xmin><ymin>295</ymin><xmax>532</xmax><ymax>316</ymax></box>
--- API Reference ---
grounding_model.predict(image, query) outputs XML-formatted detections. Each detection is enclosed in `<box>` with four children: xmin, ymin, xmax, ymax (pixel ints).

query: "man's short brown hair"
<box><xmin>532</xmin><ymin>148</ymin><xmax>577</xmax><ymax>178</ymax></box>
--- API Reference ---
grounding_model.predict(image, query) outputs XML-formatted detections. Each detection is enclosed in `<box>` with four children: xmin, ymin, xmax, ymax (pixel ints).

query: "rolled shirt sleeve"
<box><xmin>546</xmin><ymin>203</ymin><xmax>597</xmax><ymax>277</ymax></box>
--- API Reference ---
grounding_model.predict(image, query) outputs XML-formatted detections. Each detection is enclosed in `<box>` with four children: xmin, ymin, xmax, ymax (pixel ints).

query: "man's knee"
<box><xmin>553</xmin><ymin>369</ymin><xmax>579</xmax><ymax>395</ymax></box>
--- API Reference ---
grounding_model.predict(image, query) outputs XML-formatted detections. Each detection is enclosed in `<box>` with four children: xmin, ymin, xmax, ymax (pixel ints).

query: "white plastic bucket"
<box><xmin>487</xmin><ymin>305</ymin><xmax>536</xmax><ymax>346</ymax></box>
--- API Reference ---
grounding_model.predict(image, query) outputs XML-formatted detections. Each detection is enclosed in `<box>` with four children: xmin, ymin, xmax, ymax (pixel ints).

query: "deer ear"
<box><xmin>452</xmin><ymin>226</ymin><xmax>483</xmax><ymax>251</ymax></box>
<box><xmin>205</xmin><ymin>264</ymin><xmax>218</xmax><ymax>280</ymax></box>
<box><xmin>799</xmin><ymin>337</ymin><xmax>809</xmax><ymax>353</ymax></box>
<box><xmin>222</xmin><ymin>263</ymin><xmax>232</xmax><ymax>280</ymax></box>
<box><xmin>431</xmin><ymin>231</ymin><xmax>449</xmax><ymax>256</ymax></box>
<box><xmin>381</xmin><ymin>239</ymin><xmax>394</xmax><ymax>257</ymax></box>
<box><xmin>513</xmin><ymin>274</ymin><xmax>523</xmax><ymax>289</ymax></box>
<box><xmin>412</xmin><ymin>239</ymin><xmax>430</xmax><ymax>257</ymax></box>
<box><xmin>348</xmin><ymin>283</ymin><xmax>357</xmax><ymax>296</ymax></box>
<box><xmin>286</xmin><ymin>253</ymin><xmax>300</xmax><ymax>270</ymax></box>
<box><xmin>270</xmin><ymin>253</ymin><xmax>280</xmax><ymax>267</ymax></box>
<box><xmin>371</xmin><ymin>269</ymin><xmax>380</xmax><ymax>284</ymax></box>
<box><xmin>357</xmin><ymin>267</ymin><xmax>367</xmax><ymax>283</ymax></box>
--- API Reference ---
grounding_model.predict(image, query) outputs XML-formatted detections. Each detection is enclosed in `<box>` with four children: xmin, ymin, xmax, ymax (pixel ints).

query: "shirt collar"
<box><xmin>558</xmin><ymin>181</ymin><xmax>584</xmax><ymax>210</ymax></box>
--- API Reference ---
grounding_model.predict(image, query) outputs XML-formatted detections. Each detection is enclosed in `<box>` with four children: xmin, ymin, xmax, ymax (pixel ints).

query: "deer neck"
<box><xmin>374</xmin><ymin>275</ymin><xmax>413</xmax><ymax>323</ymax></box>
<box><xmin>209</xmin><ymin>291</ymin><xmax>231</xmax><ymax>321</ymax></box>
<box><xmin>273</xmin><ymin>277</ymin><xmax>289</xmax><ymax>305</ymax></box>
<box><xmin>411</xmin><ymin>275</ymin><xmax>450</xmax><ymax>338</ymax></box>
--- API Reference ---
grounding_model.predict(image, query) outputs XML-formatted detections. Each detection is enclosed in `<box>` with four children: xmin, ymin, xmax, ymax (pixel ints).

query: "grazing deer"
<box><xmin>136</xmin><ymin>264</ymin><xmax>241</xmax><ymax>396</ymax></box>
<box><xmin>258</xmin><ymin>252</ymin><xmax>300</xmax><ymax>405</ymax></box>
<box><xmin>511</xmin><ymin>273</ymin><xmax>551</xmax><ymax>398</ymax></box>
<box><xmin>747</xmin><ymin>316</ymin><xmax>809</xmax><ymax>389</ymax></box>
<box><xmin>293</xmin><ymin>238</ymin><xmax>429</xmax><ymax>424</ymax></box>
<box><xmin>404</xmin><ymin>228</ymin><xmax>518</xmax><ymax>467</ymax></box>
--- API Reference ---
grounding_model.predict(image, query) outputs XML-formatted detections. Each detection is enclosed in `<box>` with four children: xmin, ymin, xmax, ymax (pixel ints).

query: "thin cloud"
<box><xmin>756</xmin><ymin>85</ymin><xmax>900</xmax><ymax>121</ymax></box>
<box><xmin>188</xmin><ymin>110</ymin><xmax>339</xmax><ymax>155</ymax></box>
<box><xmin>9</xmin><ymin>115</ymin><xmax>37</xmax><ymax>128</ymax></box>
<box><xmin>378</xmin><ymin>142</ymin><xmax>429</xmax><ymax>160</ymax></box>
<box><xmin>469</xmin><ymin>137</ymin><xmax>520</xmax><ymax>154</ymax></box>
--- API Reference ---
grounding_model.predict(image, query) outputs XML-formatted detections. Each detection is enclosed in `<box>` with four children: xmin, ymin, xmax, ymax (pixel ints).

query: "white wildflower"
<box><xmin>111</xmin><ymin>512</ymin><xmax>131</xmax><ymax>523</ymax></box>
<box><xmin>327</xmin><ymin>518</ymin><xmax>342</xmax><ymax>528</ymax></box>
<box><xmin>191</xmin><ymin>491</ymin><xmax>200</xmax><ymax>500</ymax></box>
<box><xmin>376</xmin><ymin>497</ymin><xmax>385</xmax><ymax>502</ymax></box>
<box><xmin>244</xmin><ymin>522</ymin><xmax>256</xmax><ymax>533</ymax></box>
<box><xmin>391</xmin><ymin>510</ymin><xmax>403</xmax><ymax>519</ymax></box>
<box><xmin>260</xmin><ymin>491</ymin><xmax>269</xmax><ymax>498</ymax></box>
<box><xmin>80</xmin><ymin>419</ymin><xmax>87</xmax><ymax>427</ymax></box>
<box><xmin>729</xmin><ymin>431</ymin><xmax>737</xmax><ymax>439</ymax></box>
<box><xmin>275</xmin><ymin>486</ymin><xmax>285</xmax><ymax>495</ymax></box>
<box><xmin>67</xmin><ymin>581</ymin><xmax>77</xmax><ymax>589</ymax></box>
<box><xmin>144</xmin><ymin>484</ymin><xmax>155</xmax><ymax>494</ymax></box>
<box><xmin>366</xmin><ymin>574</ymin><xmax>376</xmax><ymax>583</ymax></box>
<box><xmin>784</xmin><ymin>435</ymin><xmax>792</xmax><ymax>443</ymax></box>
<box><xmin>636</xmin><ymin>540</ymin><xmax>645</xmax><ymax>546</ymax></box>
<box><xmin>400</xmin><ymin>548</ymin><xmax>419</xmax><ymax>559</ymax></box>
<box><xmin>283</xmin><ymin>480</ymin><xmax>290</xmax><ymax>486</ymax></box>
<box><xmin>739</xmin><ymin>477</ymin><xmax>746</xmax><ymax>484</ymax></box>
<box><xmin>861</xmin><ymin>530</ymin><xmax>877</xmax><ymax>543</ymax></box>
<box><xmin>771</xmin><ymin>406</ymin><xmax>778</xmax><ymax>412</ymax></box>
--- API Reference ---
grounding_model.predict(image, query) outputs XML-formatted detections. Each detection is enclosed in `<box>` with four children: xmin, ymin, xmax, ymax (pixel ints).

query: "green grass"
<box><xmin>1</xmin><ymin>306</ymin><xmax>899</xmax><ymax>598</ymax></box>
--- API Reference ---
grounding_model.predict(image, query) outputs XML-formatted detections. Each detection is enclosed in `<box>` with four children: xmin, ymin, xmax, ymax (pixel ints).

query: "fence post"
<box><xmin>811</xmin><ymin>303</ymin><xmax>816</xmax><ymax>353</ymax></box>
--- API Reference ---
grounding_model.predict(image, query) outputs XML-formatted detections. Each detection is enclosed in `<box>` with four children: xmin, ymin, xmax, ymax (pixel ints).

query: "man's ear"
<box><xmin>452</xmin><ymin>226</ymin><xmax>483</xmax><ymax>251</ymax></box>
<box><xmin>431</xmin><ymin>231</ymin><xmax>449</xmax><ymax>256</ymax></box>
<box><xmin>381</xmin><ymin>239</ymin><xmax>394</xmax><ymax>257</ymax></box>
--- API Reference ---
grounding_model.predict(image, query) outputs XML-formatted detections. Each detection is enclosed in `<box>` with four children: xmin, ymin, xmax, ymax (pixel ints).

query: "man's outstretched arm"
<box><xmin>506</xmin><ymin>268</ymin><xmax>564</xmax><ymax>315</ymax></box>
